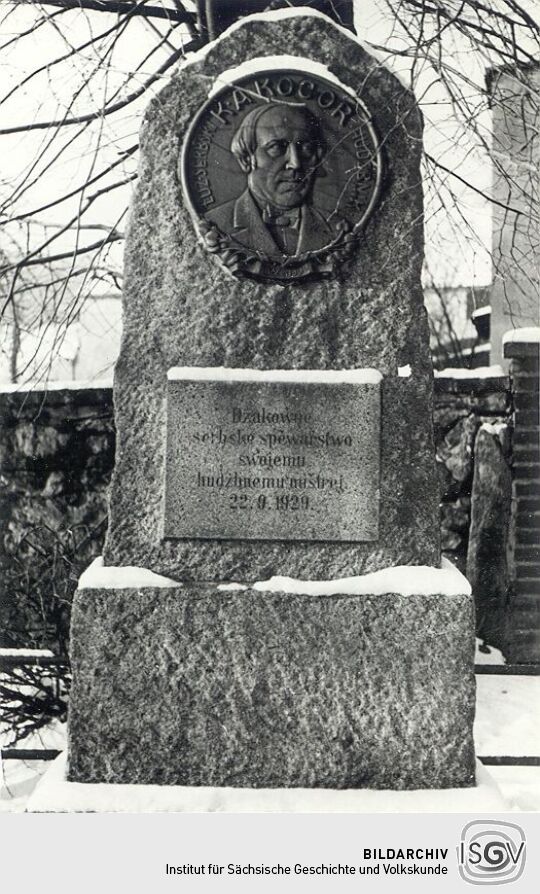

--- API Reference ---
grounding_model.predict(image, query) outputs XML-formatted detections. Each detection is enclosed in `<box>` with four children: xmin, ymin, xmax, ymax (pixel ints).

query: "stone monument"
<box><xmin>67</xmin><ymin>9</ymin><xmax>476</xmax><ymax>791</ymax></box>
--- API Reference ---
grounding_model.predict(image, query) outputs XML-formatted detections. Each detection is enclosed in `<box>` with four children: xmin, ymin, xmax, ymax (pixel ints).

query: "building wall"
<box><xmin>0</xmin><ymin>295</ymin><xmax>122</xmax><ymax>386</ymax></box>
<box><xmin>489</xmin><ymin>65</ymin><xmax>540</xmax><ymax>368</ymax></box>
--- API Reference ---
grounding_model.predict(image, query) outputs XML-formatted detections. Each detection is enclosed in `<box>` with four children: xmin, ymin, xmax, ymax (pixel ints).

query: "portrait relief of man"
<box><xmin>205</xmin><ymin>102</ymin><xmax>343</xmax><ymax>258</ymax></box>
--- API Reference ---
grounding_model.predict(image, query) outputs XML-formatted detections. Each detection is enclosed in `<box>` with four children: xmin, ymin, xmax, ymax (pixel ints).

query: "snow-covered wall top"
<box><xmin>435</xmin><ymin>366</ymin><xmax>505</xmax><ymax>379</ymax></box>
<box><xmin>503</xmin><ymin>327</ymin><xmax>540</xmax><ymax>345</ymax></box>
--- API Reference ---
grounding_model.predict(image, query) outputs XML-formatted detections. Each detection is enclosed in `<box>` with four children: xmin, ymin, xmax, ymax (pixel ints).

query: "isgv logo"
<box><xmin>458</xmin><ymin>820</ymin><xmax>526</xmax><ymax>885</ymax></box>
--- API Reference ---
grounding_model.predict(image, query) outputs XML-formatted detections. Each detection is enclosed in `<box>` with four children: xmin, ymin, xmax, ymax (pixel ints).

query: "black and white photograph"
<box><xmin>0</xmin><ymin>0</ymin><xmax>539</xmax><ymax>889</ymax></box>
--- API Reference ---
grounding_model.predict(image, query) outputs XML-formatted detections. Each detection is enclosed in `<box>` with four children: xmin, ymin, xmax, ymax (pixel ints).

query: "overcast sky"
<box><xmin>2</xmin><ymin>0</ymin><xmax>536</xmax><ymax>298</ymax></box>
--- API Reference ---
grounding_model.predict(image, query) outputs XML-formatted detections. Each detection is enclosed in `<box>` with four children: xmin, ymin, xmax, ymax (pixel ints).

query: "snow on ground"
<box><xmin>26</xmin><ymin>756</ymin><xmax>508</xmax><ymax>814</ymax></box>
<box><xmin>1</xmin><ymin>675</ymin><xmax>538</xmax><ymax>812</ymax></box>
<box><xmin>487</xmin><ymin>767</ymin><xmax>540</xmax><ymax>813</ymax></box>
<box><xmin>475</xmin><ymin>638</ymin><xmax>505</xmax><ymax>665</ymax></box>
<box><xmin>0</xmin><ymin>759</ymin><xmax>48</xmax><ymax>813</ymax></box>
<box><xmin>0</xmin><ymin>721</ymin><xmax>65</xmax><ymax>813</ymax></box>
<box><xmin>474</xmin><ymin>676</ymin><xmax>540</xmax><ymax>757</ymax></box>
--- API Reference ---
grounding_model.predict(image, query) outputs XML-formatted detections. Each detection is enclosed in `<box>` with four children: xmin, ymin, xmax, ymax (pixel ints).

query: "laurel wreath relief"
<box><xmin>196</xmin><ymin>216</ymin><xmax>361</xmax><ymax>283</ymax></box>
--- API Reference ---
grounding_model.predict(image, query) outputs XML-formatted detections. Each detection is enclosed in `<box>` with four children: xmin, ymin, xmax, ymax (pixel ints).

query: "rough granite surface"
<box><xmin>104</xmin><ymin>14</ymin><xmax>440</xmax><ymax>579</ymax></box>
<box><xmin>68</xmin><ymin>584</ymin><xmax>476</xmax><ymax>789</ymax></box>
<box><xmin>467</xmin><ymin>425</ymin><xmax>511</xmax><ymax>649</ymax></box>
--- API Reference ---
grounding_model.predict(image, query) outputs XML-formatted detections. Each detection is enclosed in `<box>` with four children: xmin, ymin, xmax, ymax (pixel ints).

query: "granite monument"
<box><xmin>67</xmin><ymin>10</ymin><xmax>476</xmax><ymax>791</ymax></box>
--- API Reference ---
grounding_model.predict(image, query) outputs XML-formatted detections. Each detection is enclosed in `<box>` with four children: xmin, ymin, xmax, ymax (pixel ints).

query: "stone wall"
<box><xmin>0</xmin><ymin>385</ymin><xmax>114</xmax><ymax>651</ymax></box>
<box><xmin>434</xmin><ymin>373</ymin><xmax>511</xmax><ymax>568</ymax></box>
<box><xmin>0</xmin><ymin>374</ymin><xmax>525</xmax><ymax>657</ymax></box>
<box><xmin>466</xmin><ymin>423</ymin><xmax>512</xmax><ymax>651</ymax></box>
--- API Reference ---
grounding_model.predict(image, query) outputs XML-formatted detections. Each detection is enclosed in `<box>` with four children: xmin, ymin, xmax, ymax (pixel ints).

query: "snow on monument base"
<box><xmin>67</xmin><ymin>563</ymin><xmax>476</xmax><ymax>790</ymax></box>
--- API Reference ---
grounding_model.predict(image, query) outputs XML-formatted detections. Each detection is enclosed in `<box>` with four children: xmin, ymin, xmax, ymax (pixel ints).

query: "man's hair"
<box><xmin>230</xmin><ymin>102</ymin><xmax>325</xmax><ymax>169</ymax></box>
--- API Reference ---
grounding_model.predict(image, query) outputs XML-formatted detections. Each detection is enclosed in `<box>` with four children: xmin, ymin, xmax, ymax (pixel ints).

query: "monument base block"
<box><xmin>68</xmin><ymin>563</ymin><xmax>476</xmax><ymax>790</ymax></box>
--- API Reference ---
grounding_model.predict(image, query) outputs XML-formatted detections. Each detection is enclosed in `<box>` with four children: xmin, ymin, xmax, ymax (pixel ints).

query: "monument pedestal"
<box><xmin>63</xmin><ymin>12</ymin><xmax>477</xmax><ymax>803</ymax></box>
<box><xmin>67</xmin><ymin>560</ymin><xmax>476</xmax><ymax>790</ymax></box>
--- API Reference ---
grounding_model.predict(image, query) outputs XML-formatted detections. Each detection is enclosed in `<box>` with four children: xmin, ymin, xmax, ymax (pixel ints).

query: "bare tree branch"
<box><xmin>0</xmin><ymin>36</ymin><xmax>201</xmax><ymax>134</ymax></box>
<box><xmin>1</xmin><ymin>0</ymin><xmax>538</xmax><ymax>384</ymax></box>
<box><xmin>15</xmin><ymin>0</ymin><xmax>197</xmax><ymax>27</ymax></box>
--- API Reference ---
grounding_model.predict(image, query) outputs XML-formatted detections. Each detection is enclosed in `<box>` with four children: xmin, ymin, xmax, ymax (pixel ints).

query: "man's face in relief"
<box><xmin>247</xmin><ymin>106</ymin><xmax>322</xmax><ymax>210</ymax></box>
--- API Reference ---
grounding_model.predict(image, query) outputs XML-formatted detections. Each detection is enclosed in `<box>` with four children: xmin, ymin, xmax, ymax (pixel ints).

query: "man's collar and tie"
<box><xmin>261</xmin><ymin>206</ymin><xmax>301</xmax><ymax>228</ymax></box>
<box><xmin>261</xmin><ymin>204</ymin><xmax>301</xmax><ymax>254</ymax></box>
<box><xmin>209</xmin><ymin>187</ymin><xmax>337</xmax><ymax>259</ymax></box>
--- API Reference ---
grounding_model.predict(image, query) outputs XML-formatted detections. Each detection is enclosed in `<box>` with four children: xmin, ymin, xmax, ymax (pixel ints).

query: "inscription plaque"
<box><xmin>164</xmin><ymin>368</ymin><xmax>381</xmax><ymax>542</ymax></box>
<box><xmin>181</xmin><ymin>69</ymin><xmax>382</xmax><ymax>283</ymax></box>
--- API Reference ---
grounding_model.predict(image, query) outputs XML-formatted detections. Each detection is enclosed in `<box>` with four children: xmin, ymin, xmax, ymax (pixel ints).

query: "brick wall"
<box><xmin>504</xmin><ymin>339</ymin><xmax>540</xmax><ymax>662</ymax></box>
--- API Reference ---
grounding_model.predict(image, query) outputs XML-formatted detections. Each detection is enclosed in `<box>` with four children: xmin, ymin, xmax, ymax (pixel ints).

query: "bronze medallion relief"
<box><xmin>181</xmin><ymin>70</ymin><xmax>383</xmax><ymax>283</ymax></box>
